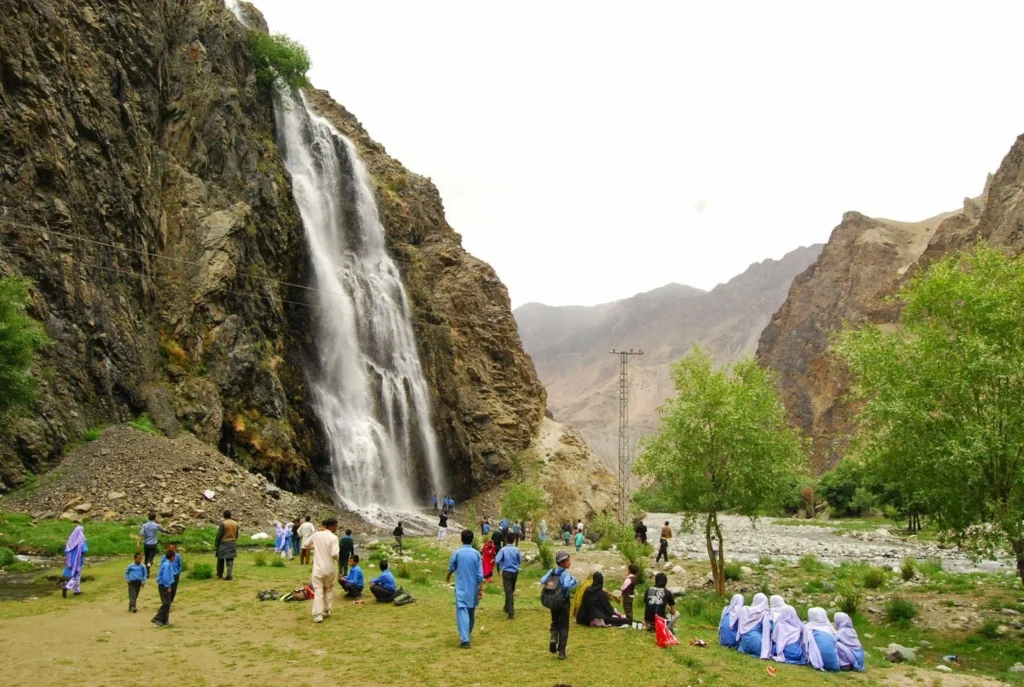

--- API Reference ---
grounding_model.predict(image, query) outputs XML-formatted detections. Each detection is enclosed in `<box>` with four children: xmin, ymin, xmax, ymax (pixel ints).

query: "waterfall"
<box><xmin>274</xmin><ymin>90</ymin><xmax>445</xmax><ymax>515</ymax></box>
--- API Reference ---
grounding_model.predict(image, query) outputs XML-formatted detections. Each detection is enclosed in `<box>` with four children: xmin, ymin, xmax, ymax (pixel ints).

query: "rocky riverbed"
<box><xmin>643</xmin><ymin>513</ymin><xmax>1014</xmax><ymax>574</ymax></box>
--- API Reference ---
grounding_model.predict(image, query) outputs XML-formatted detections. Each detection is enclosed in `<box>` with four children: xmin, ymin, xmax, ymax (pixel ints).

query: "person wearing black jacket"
<box><xmin>575</xmin><ymin>572</ymin><xmax>629</xmax><ymax>627</ymax></box>
<box><xmin>393</xmin><ymin>521</ymin><xmax>405</xmax><ymax>554</ymax></box>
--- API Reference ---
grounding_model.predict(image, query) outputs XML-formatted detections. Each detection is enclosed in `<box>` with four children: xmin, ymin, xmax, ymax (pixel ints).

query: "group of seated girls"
<box><xmin>718</xmin><ymin>592</ymin><xmax>866</xmax><ymax>672</ymax></box>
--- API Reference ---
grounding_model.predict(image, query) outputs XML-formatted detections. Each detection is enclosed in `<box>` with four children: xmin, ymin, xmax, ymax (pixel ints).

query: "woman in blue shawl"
<box><xmin>62</xmin><ymin>525</ymin><xmax>87</xmax><ymax>597</ymax></box>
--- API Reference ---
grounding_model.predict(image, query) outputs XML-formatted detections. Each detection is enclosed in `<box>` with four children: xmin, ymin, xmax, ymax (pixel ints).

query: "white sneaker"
<box><xmin>313</xmin><ymin>615</ymin><xmax>323</xmax><ymax>623</ymax></box>
<box><xmin>324</xmin><ymin>611</ymin><xmax>331</xmax><ymax>618</ymax></box>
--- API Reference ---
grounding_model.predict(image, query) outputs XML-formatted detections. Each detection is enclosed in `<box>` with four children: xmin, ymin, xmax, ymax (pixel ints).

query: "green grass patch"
<box><xmin>917</xmin><ymin>557</ymin><xmax>943</xmax><ymax>576</ymax></box>
<box><xmin>253</xmin><ymin>553</ymin><xmax>268</xmax><ymax>567</ymax></box>
<box><xmin>758</xmin><ymin>555</ymin><xmax>773</xmax><ymax>566</ymax></box>
<box><xmin>799</xmin><ymin>554</ymin><xmax>827</xmax><ymax>573</ymax></box>
<box><xmin>976</xmin><ymin>619</ymin><xmax>1002</xmax><ymax>640</ymax></box>
<box><xmin>271</xmin><ymin>557</ymin><xmax>285</xmax><ymax>568</ymax></box>
<box><xmin>189</xmin><ymin>563</ymin><xmax>214</xmax><ymax>580</ymax></box>
<box><xmin>900</xmin><ymin>557</ymin><xmax>916</xmax><ymax>581</ymax></box>
<box><xmin>723</xmin><ymin>562</ymin><xmax>743</xmax><ymax>581</ymax></box>
<box><xmin>127</xmin><ymin>413</ymin><xmax>159</xmax><ymax>435</ymax></box>
<box><xmin>885</xmin><ymin>595</ymin><xmax>918</xmax><ymax>624</ymax></box>
<box><xmin>0</xmin><ymin>546</ymin><xmax>14</xmax><ymax>567</ymax></box>
<box><xmin>863</xmin><ymin>567</ymin><xmax>888</xmax><ymax>589</ymax></box>
<box><xmin>83</xmin><ymin>427</ymin><xmax>103</xmax><ymax>442</ymax></box>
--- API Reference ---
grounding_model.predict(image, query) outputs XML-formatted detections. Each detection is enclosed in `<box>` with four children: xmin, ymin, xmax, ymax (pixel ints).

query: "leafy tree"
<box><xmin>835</xmin><ymin>245</ymin><xmax>1024</xmax><ymax>586</ymax></box>
<box><xmin>249</xmin><ymin>32</ymin><xmax>311</xmax><ymax>91</ymax></box>
<box><xmin>0</xmin><ymin>278</ymin><xmax>48</xmax><ymax>422</ymax></box>
<box><xmin>500</xmin><ymin>482</ymin><xmax>548</xmax><ymax>524</ymax></box>
<box><xmin>634</xmin><ymin>346</ymin><xmax>805</xmax><ymax>595</ymax></box>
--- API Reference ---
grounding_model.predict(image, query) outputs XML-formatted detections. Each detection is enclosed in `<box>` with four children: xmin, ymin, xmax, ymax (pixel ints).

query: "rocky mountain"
<box><xmin>514</xmin><ymin>246</ymin><xmax>822</xmax><ymax>470</ymax></box>
<box><xmin>0</xmin><ymin>0</ymin><xmax>546</xmax><ymax>499</ymax></box>
<box><xmin>757</xmin><ymin>133</ymin><xmax>1024</xmax><ymax>472</ymax></box>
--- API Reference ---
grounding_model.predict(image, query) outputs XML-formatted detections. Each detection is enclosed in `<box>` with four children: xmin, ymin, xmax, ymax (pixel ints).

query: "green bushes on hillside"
<box><xmin>250</xmin><ymin>32</ymin><xmax>311</xmax><ymax>90</ymax></box>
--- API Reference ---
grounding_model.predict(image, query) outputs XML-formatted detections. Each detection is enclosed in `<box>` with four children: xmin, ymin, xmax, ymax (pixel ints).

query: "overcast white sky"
<box><xmin>249</xmin><ymin>1</ymin><xmax>1024</xmax><ymax>308</ymax></box>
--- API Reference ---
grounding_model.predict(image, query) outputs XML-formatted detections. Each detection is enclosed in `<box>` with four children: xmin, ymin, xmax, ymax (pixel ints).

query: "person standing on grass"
<box><xmin>167</xmin><ymin>543</ymin><xmax>183</xmax><ymax>602</ymax></box>
<box><xmin>369</xmin><ymin>560</ymin><xmax>398</xmax><ymax>603</ymax></box>
<box><xmin>541</xmin><ymin>549</ymin><xmax>578</xmax><ymax>660</ymax></box>
<box><xmin>62</xmin><ymin>525</ymin><xmax>87</xmax><ymax>598</ymax></box>
<box><xmin>433</xmin><ymin>494</ymin><xmax>438</xmax><ymax>511</ymax></box>
<box><xmin>494</xmin><ymin>531</ymin><xmax>522</xmax><ymax>619</ymax></box>
<box><xmin>215</xmin><ymin>510</ymin><xmax>239</xmax><ymax>580</ymax></box>
<box><xmin>574</xmin><ymin>529</ymin><xmax>584</xmax><ymax>553</ymax></box>
<box><xmin>125</xmin><ymin>551</ymin><xmax>147</xmax><ymax>613</ymax></box>
<box><xmin>291</xmin><ymin>517</ymin><xmax>302</xmax><ymax>559</ymax></box>
<box><xmin>446</xmin><ymin>529</ymin><xmax>484</xmax><ymax>648</ymax></box>
<box><xmin>512</xmin><ymin>521</ymin><xmax>521</xmax><ymax>544</ymax></box>
<box><xmin>490</xmin><ymin>523</ymin><xmax>505</xmax><ymax>552</ymax></box>
<box><xmin>339</xmin><ymin>529</ymin><xmax>355</xmax><ymax>575</ymax></box>
<box><xmin>297</xmin><ymin>515</ymin><xmax>317</xmax><ymax>566</ymax></box>
<box><xmin>438</xmin><ymin>510</ymin><xmax>449</xmax><ymax>542</ymax></box>
<box><xmin>309</xmin><ymin>518</ymin><xmax>340</xmax><ymax>623</ymax></box>
<box><xmin>481</xmin><ymin>537</ymin><xmax>497</xmax><ymax>583</ymax></box>
<box><xmin>656</xmin><ymin>520</ymin><xmax>672</xmax><ymax>563</ymax></box>
<box><xmin>152</xmin><ymin>548</ymin><xmax>176</xmax><ymax>627</ymax></box>
<box><xmin>339</xmin><ymin>554</ymin><xmax>364</xmax><ymax>598</ymax></box>
<box><xmin>620</xmin><ymin>564</ymin><xmax>639</xmax><ymax>624</ymax></box>
<box><xmin>137</xmin><ymin>512</ymin><xmax>165</xmax><ymax>574</ymax></box>
<box><xmin>393</xmin><ymin>521</ymin><xmax>405</xmax><ymax>554</ymax></box>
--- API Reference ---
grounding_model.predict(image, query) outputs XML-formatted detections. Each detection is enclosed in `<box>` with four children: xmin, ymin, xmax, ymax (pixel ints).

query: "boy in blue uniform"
<box><xmin>369</xmin><ymin>560</ymin><xmax>397</xmax><ymax>603</ymax></box>
<box><xmin>168</xmin><ymin>543</ymin><xmax>183</xmax><ymax>602</ymax></box>
<box><xmin>152</xmin><ymin>548</ymin><xmax>177</xmax><ymax>627</ymax></box>
<box><xmin>446</xmin><ymin>529</ymin><xmax>484</xmax><ymax>648</ymax></box>
<box><xmin>340</xmin><ymin>555</ymin><xmax>364</xmax><ymax>597</ymax></box>
<box><xmin>125</xmin><ymin>552</ymin><xmax>147</xmax><ymax>613</ymax></box>
<box><xmin>541</xmin><ymin>550</ymin><xmax>578</xmax><ymax>660</ymax></box>
<box><xmin>493</xmin><ymin>531</ymin><xmax>522</xmax><ymax>619</ymax></box>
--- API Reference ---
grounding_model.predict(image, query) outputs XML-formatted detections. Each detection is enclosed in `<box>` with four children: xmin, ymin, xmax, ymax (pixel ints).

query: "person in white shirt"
<box><xmin>297</xmin><ymin>515</ymin><xmax>317</xmax><ymax>566</ymax></box>
<box><xmin>309</xmin><ymin>518</ymin><xmax>340</xmax><ymax>623</ymax></box>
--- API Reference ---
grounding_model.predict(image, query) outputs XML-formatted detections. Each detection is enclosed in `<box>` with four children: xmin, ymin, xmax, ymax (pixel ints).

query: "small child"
<box><xmin>574</xmin><ymin>530</ymin><xmax>584</xmax><ymax>553</ymax></box>
<box><xmin>125</xmin><ymin>552</ymin><xmax>147</xmax><ymax>613</ymax></box>
<box><xmin>168</xmin><ymin>543</ymin><xmax>183</xmax><ymax>602</ymax></box>
<box><xmin>620</xmin><ymin>563</ymin><xmax>638</xmax><ymax>623</ymax></box>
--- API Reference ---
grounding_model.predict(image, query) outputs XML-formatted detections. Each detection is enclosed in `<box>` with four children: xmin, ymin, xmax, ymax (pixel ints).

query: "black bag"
<box><xmin>541</xmin><ymin>568</ymin><xmax>567</xmax><ymax>610</ymax></box>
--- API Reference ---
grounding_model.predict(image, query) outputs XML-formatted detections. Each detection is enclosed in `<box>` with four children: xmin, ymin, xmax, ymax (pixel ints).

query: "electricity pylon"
<box><xmin>610</xmin><ymin>348</ymin><xmax>643</xmax><ymax>524</ymax></box>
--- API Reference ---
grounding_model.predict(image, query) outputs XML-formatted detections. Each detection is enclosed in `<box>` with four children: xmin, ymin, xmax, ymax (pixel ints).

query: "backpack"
<box><xmin>393</xmin><ymin>591</ymin><xmax>415</xmax><ymax>606</ymax></box>
<box><xmin>541</xmin><ymin>568</ymin><xmax>568</xmax><ymax>610</ymax></box>
<box><xmin>282</xmin><ymin>584</ymin><xmax>315</xmax><ymax>602</ymax></box>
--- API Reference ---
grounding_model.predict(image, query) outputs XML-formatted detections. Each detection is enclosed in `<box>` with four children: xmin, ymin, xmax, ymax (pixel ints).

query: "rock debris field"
<box><xmin>643</xmin><ymin>513</ymin><xmax>1015</xmax><ymax>574</ymax></box>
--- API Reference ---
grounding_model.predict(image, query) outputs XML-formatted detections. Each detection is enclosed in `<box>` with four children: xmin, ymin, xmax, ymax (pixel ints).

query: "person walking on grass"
<box><xmin>656</xmin><ymin>520</ymin><xmax>672</xmax><ymax>563</ymax></box>
<box><xmin>370</xmin><ymin>560</ymin><xmax>398</xmax><ymax>603</ymax></box>
<box><xmin>291</xmin><ymin>517</ymin><xmax>302</xmax><ymax>559</ymax></box>
<box><xmin>152</xmin><ymin>548</ymin><xmax>177</xmax><ymax>627</ymax></box>
<box><xmin>339</xmin><ymin>554</ymin><xmax>364</xmax><ymax>598</ymax></box>
<box><xmin>125</xmin><ymin>552</ymin><xmax>147</xmax><ymax>613</ymax></box>
<box><xmin>167</xmin><ymin>543</ymin><xmax>183</xmax><ymax>602</ymax></box>
<box><xmin>446</xmin><ymin>529</ymin><xmax>484</xmax><ymax>648</ymax></box>
<box><xmin>574</xmin><ymin>529</ymin><xmax>584</xmax><ymax>553</ymax></box>
<box><xmin>62</xmin><ymin>525</ymin><xmax>87</xmax><ymax>598</ymax></box>
<box><xmin>541</xmin><ymin>549</ymin><xmax>578</xmax><ymax>660</ymax></box>
<box><xmin>137</xmin><ymin>512</ymin><xmax>165</xmax><ymax>574</ymax></box>
<box><xmin>297</xmin><ymin>515</ymin><xmax>317</xmax><ymax>566</ymax></box>
<box><xmin>494</xmin><ymin>531</ymin><xmax>522</xmax><ymax>619</ymax></box>
<box><xmin>438</xmin><ymin>511</ymin><xmax>449</xmax><ymax>543</ymax></box>
<box><xmin>215</xmin><ymin>510</ymin><xmax>239</xmax><ymax>580</ymax></box>
<box><xmin>393</xmin><ymin>521</ymin><xmax>405</xmax><ymax>554</ymax></box>
<box><xmin>310</xmin><ymin>518</ymin><xmax>340</xmax><ymax>624</ymax></box>
<box><xmin>339</xmin><ymin>529</ymin><xmax>355</xmax><ymax>576</ymax></box>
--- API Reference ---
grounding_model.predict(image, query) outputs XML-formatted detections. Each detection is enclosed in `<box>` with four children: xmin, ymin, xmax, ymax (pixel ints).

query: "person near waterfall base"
<box><xmin>215</xmin><ymin>510</ymin><xmax>239</xmax><ymax>580</ymax></box>
<box><xmin>438</xmin><ymin>511</ymin><xmax>449</xmax><ymax>542</ymax></box>
<box><xmin>62</xmin><ymin>525</ymin><xmax>87</xmax><ymax>598</ymax></box>
<box><xmin>309</xmin><ymin>518</ymin><xmax>340</xmax><ymax>623</ymax></box>
<box><xmin>446</xmin><ymin>529</ymin><xmax>484</xmax><ymax>648</ymax></box>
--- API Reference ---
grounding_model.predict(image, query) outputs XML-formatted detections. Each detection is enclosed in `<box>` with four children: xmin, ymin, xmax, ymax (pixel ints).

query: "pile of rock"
<box><xmin>0</xmin><ymin>425</ymin><xmax>338</xmax><ymax>529</ymax></box>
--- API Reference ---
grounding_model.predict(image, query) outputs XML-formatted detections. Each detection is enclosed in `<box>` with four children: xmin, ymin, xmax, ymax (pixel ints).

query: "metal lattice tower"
<box><xmin>610</xmin><ymin>348</ymin><xmax>643</xmax><ymax>524</ymax></box>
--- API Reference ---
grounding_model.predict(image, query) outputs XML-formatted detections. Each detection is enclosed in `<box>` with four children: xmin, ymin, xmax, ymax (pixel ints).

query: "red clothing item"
<box><xmin>482</xmin><ymin>540</ymin><xmax>496</xmax><ymax>580</ymax></box>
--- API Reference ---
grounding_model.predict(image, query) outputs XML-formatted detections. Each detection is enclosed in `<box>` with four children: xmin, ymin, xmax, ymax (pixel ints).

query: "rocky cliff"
<box><xmin>0</xmin><ymin>0</ymin><xmax>546</xmax><ymax>498</ymax></box>
<box><xmin>757</xmin><ymin>135</ymin><xmax>1024</xmax><ymax>471</ymax></box>
<box><xmin>515</xmin><ymin>246</ymin><xmax>822</xmax><ymax>471</ymax></box>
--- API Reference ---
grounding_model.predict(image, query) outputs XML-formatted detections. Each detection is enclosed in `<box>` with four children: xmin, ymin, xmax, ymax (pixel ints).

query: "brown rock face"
<box><xmin>756</xmin><ymin>135</ymin><xmax>1024</xmax><ymax>471</ymax></box>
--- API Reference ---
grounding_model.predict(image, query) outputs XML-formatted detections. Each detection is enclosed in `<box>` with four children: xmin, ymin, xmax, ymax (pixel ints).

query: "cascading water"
<box><xmin>273</xmin><ymin>90</ymin><xmax>445</xmax><ymax>517</ymax></box>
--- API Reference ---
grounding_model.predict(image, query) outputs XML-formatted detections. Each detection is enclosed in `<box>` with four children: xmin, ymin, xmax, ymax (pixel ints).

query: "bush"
<box><xmin>863</xmin><ymin>567</ymin><xmax>887</xmax><ymax>589</ymax></box>
<box><xmin>83</xmin><ymin>428</ymin><xmax>102</xmax><ymax>442</ymax></box>
<box><xmin>189</xmin><ymin>563</ymin><xmax>213</xmax><ymax>580</ymax></box>
<box><xmin>723</xmin><ymin>562</ymin><xmax>743</xmax><ymax>581</ymax></box>
<box><xmin>836</xmin><ymin>582</ymin><xmax>862</xmax><ymax>615</ymax></box>
<box><xmin>976</xmin><ymin>619</ymin><xmax>1002</xmax><ymax>640</ymax></box>
<box><xmin>678</xmin><ymin>593</ymin><xmax>726</xmax><ymax>626</ymax></box>
<box><xmin>632</xmin><ymin>484</ymin><xmax>676</xmax><ymax>513</ymax></box>
<box><xmin>253</xmin><ymin>553</ymin><xmax>268</xmax><ymax>567</ymax></box>
<box><xmin>271</xmin><ymin>557</ymin><xmax>286</xmax><ymax>568</ymax></box>
<box><xmin>249</xmin><ymin>32</ymin><xmax>311</xmax><ymax>90</ymax></box>
<box><xmin>883</xmin><ymin>505</ymin><xmax>900</xmax><ymax>521</ymax></box>
<box><xmin>885</xmin><ymin>595</ymin><xmax>918</xmax><ymax>624</ymax></box>
<box><xmin>128</xmin><ymin>413</ymin><xmax>158</xmax><ymax>435</ymax></box>
<box><xmin>537</xmin><ymin>540</ymin><xmax>555</xmax><ymax>569</ymax></box>
<box><xmin>758</xmin><ymin>555</ymin><xmax>774</xmax><ymax>566</ymax></box>
<box><xmin>799</xmin><ymin>554</ymin><xmax>826</xmax><ymax>573</ymax></box>
<box><xmin>917</xmin><ymin>558</ymin><xmax>943</xmax><ymax>576</ymax></box>
<box><xmin>0</xmin><ymin>277</ymin><xmax>49</xmax><ymax>423</ymax></box>
<box><xmin>412</xmin><ymin>571</ymin><xmax>430</xmax><ymax>586</ymax></box>
<box><xmin>589</xmin><ymin>513</ymin><xmax>629</xmax><ymax>549</ymax></box>
<box><xmin>900</xmin><ymin>557</ymin><xmax>916</xmax><ymax>582</ymax></box>
<box><xmin>500</xmin><ymin>482</ymin><xmax>548</xmax><ymax>524</ymax></box>
<box><xmin>618</xmin><ymin>538</ymin><xmax>652</xmax><ymax>582</ymax></box>
<box><xmin>0</xmin><ymin>546</ymin><xmax>15</xmax><ymax>568</ymax></box>
<box><xmin>394</xmin><ymin>563</ymin><xmax>411</xmax><ymax>579</ymax></box>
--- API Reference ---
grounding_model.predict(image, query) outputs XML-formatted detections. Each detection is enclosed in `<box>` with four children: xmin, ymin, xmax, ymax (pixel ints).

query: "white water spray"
<box><xmin>274</xmin><ymin>90</ymin><xmax>445</xmax><ymax>516</ymax></box>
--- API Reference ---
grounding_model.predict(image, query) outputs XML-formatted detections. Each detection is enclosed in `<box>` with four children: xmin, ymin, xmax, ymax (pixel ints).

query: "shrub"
<box><xmin>83</xmin><ymin>428</ymin><xmax>102</xmax><ymax>442</ymax></box>
<box><xmin>723</xmin><ymin>562</ymin><xmax>743</xmax><ymax>581</ymax></box>
<box><xmin>863</xmin><ymin>567</ymin><xmax>888</xmax><ymax>589</ymax></box>
<box><xmin>412</xmin><ymin>571</ymin><xmax>430</xmax><ymax>586</ymax></box>
<box><xmin>189</xmin><ymin>563</ymin><xmax>213</xmax><ymax>580</ymax></box>
<box><xmin>759</xmin><ymin>555</ymin><xmax>774</xmax><ymax>566</ymax></box>
<box><xmin>271</xmin><ymin>557</ymin><xmax>286</xmax><ymax>568</ymax></box>
<box><xmin>0</xmin><ymin>546</ymin><xmax>15</xmax><ymax>568</ymax></box>
<box><xmin>589</xmin><ymin>513</ymin><xmax>629</xmax><ymax>549</ymax></box>
<box><xmin>885</xmin><ymin>595</ymin><xmax>918</xmax><ymax>624</ymax></box>
<box><xmin>394</xmin><ymin>563</ymin><xmax>411</xmax><ymax>579</ymax></box>
<box><xmin>249</xmin><ymin>32</ymin><xmax>311</xmax><ymax>90</ymax></box>
<box><xmin>836</xmin><ymin>582</ymin><xmax>862</xmax><ymax>615</ymax></box>
<box><xmin>0</xmin><ymin>277</ymin><xmax>49</xmax><ymax>423</ymax></box>
<box><xmin>976</xmin><ymin>619</ymin><xmax>1002</xmax><ymax>640</ymax></box>
<box><xmin>799</xmin><ymin>554</ymin><xmax>826</xmax><ymax>573</ymax></box>
<box><xmin>883</xmin><ymin>505</ymin><xmax>900</xmax><ymax>521</ymax></box>
<box><xmin>678</xmin><ymin>593</ymin><xmax>727</xmax><ymax>626</ymax></box>
<box><xmin>537</xmin><ymin>540</ymin><xmax>554</xmax><ymax>569</ymax></box>
<box><xmin>900</xmin><ymin>557</ymin><xmax>916</xmax><ymax>582</ymax></box>
<box><xmin>917</xmin><ymin>558</ymin><xmax>943</xmax><ymax>576</ymax></box>
<box><xmin>253</xmin><ymin>553</ymin><xmax>268</xmax><ymax>567</ymax></box>
<box><xmin>618</xmin><ymin>538</ymin><xmax>652</xmax><ymax>582</ymax></box>
<box><xmin>128</xmin><ymin>413</ymin><xmax>158</xmax><ymax>435</ymax></box>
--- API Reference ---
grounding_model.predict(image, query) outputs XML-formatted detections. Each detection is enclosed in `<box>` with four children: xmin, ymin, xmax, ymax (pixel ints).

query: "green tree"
<box><xmin>500</xmin><ymin>482</ymin><xmax>548</xmax><ymax>524</ymax></box>
<box><xmin>249</xmin><ymin>32</ymin><xmax>311</xmax><ymax>91</ymax></box>
<box><xmin>0</xmin><ymin>278</ymin><xmax>47</xmax><ymax>422</ymax></box>
<box><xmin>836</xmin><ymin>245</ymin><xmax>1024</xmax><ymax>586</ymax></box>
<box><xmin>634</xmin><ymin>346</ymin><xmax>805</xmax><ymax>595</ymax></box>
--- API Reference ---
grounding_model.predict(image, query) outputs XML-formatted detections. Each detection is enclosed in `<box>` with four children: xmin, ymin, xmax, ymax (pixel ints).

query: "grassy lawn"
<box><xmin>2</xmin><ymin>536</ymin><xmax>1022</xmax><ymax>686</ymax></box>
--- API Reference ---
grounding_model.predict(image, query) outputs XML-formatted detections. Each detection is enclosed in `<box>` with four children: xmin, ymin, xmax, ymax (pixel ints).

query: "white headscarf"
<box><xmin>771</xmin><ymin>606</ymin><xmax>804</xmax><ymax>662</ymax></box>
<box><xmin>737</xmin><ymin>593</ymin><xmax>771</xmax><ymax>659</ymax></box>
<box><xmin>769</xmin><ymin>594</ymin><xmax>788</xmax><ymax>620</ymax></box>
<box><xmin>803</xmin><ymin>607</ymin><xmax>837</xmax><ymax>671</ymax></box>
<box><xmin>720</xmin><ymin>593</ymin><xmax>745</xmax><ymax>629</ymax></box>
<box><xmin>833</xmin><ymin>612</ymin><xmax>863</xmax><ymax>669</ymax></box>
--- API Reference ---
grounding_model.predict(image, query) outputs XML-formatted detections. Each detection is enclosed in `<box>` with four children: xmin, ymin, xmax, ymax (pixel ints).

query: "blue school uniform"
<box><xmin>781</xmin><ymin>640</ymin><xmax>807</xmax><ymax>665</ymax></box>
<box><xmin>738</xmin><ymin>625</ymin><xmax>764</xmax><ymax>657</ymax></box>
<box><xmin>448</xmin><ymin>544</ymin><xmax>484</xmax><ymax>644</ymax></box>
<box><xmin>718</xmin><ymin>613</ymin><xmax>739</xmax><ymax>648</ymax></box>
<box><xmin>812</xmin><ymin>631</ymin><xmax>842</xmax><ymax>672</ymax></box>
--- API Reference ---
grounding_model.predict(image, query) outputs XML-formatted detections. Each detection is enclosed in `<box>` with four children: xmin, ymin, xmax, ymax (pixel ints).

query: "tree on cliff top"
<box><xmin>0</xmin><ymin>278</ymin><xmax>48</xmax><ymax>423</ymax></box>
<box><xmin>249</xmin><ymin>32</ymin><xmax>311</xmax><ymax>90</ymax></box>
<box><xmin>835</xmin><ymin>244</ymin><xmax>1024</xmax><ymax>587</ymax></box>
<box><xmin>634</xmin><ymin>346</ymin><xmax>804</xmax><ymax>596</ymax></box>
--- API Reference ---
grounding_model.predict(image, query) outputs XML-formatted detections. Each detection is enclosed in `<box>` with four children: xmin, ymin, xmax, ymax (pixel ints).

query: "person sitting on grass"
<box><xmin>770</xmin><ymin>605</ymin><xmax>807</xmax><ymax>665</ymax></box>
<box><xmin>575</xmin><ymin>571</ymin><xmax>629</xmax><ymax>627</ymax></box>
<box><xmin>369</xmin><ymin>560</ymin><xmax>398</xmax><ymax>603</ymax></box>
<box><xmin>737</xmin><ymin>592</ymin><xmax>771</xmax><ymax>659</ymax></box>
<box><xmin>718</xmin><ymin>593</ymin><xmax>745</xmax><ymax>648</ymax></box>
<box><xmin>803</xmin><ymin>607</ymin><xmax>841</xmax><ymax>672</ymax></box>
<box><xmin>339</xmin><ymin>555</ymin><xmax>364</xmax><ymax>598</ymax></box>
<box><xmin>643</xmin><ymin>572</ymin><xmax>678</xmax><ymax>632</ymax></box>
<box><xmin>833</xmin><ymin>612</ymin><xmax>866</xmax><ymax>672</ymax></box>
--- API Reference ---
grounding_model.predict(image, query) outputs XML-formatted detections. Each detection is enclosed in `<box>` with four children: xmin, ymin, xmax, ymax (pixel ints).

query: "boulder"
<box><xmin>671</xmin><ymin>565</ymin><xmax>684</xmax><ymax>575</ymax></box>
<box><xmin>250</xmin><ymin>532</ymin><xmax>270</xmax><ymax>540</ymax></box>
<box><xmin>1000</xmin><ymin>608</ymin><xmax>1021</xmax><ymax>616</ymax></box>
<box><xmin>1009</xmin><ymin>663</ymin><xmax>1024</xmax><ymax>673</ymax></box>
<box><xmin>886</xmin><ymin>644</ymin><xmax>917</xmax><ymax>663</ymax></box>
<box><xmin>935</xmin><ymin>665</ymin><xmax>952</xmax><ymax>673</ymax></box>
<box><xmin>668</xmin><ymin>586</ymin><xmax>685</xmax><ymax>597</ymax></box>
<box><xmin>263</xmin><ymin>483</ymin><xmax>281</xmax><ymax>499</ymax></box>
<box><xmin>740</xmin><ymin>566</ymin><xmax>753</xmax><ymax>576</ymax></box>
<box><xmin>107</xmin><ymin>492</ymin><xmax>125</xmax><ymax>500</ymax></box>
<box><xmin>74</xmin><ymin>502</ymin><xmax>92</xmax><ymax>514</ymax></box>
